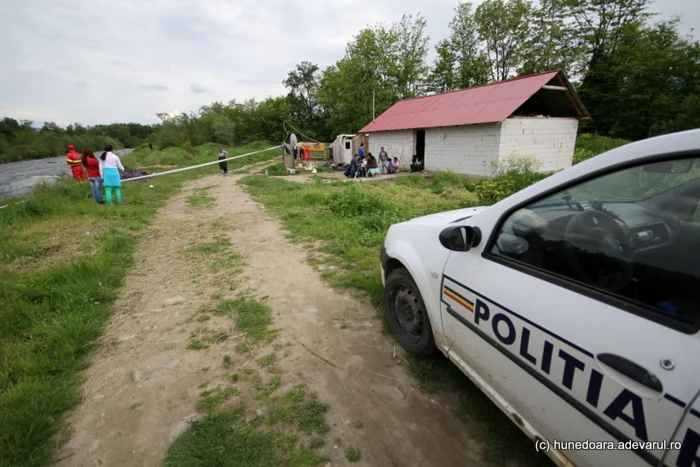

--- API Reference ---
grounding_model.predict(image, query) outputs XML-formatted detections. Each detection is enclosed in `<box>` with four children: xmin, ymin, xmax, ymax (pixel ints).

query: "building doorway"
<box><xmin>415</xmin><ymin>129</ymin><xmax>425</xmax><ymax>164</ymax></box>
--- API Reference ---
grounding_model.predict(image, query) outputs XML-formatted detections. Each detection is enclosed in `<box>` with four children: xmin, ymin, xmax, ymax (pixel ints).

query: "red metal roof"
<box><xmin>360</xmin><ymin>70</ymin><xmax>563</xmax><ymax>133</ymax></box>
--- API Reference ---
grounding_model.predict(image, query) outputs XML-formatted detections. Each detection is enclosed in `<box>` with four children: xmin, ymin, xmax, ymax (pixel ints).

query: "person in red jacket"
<box><xmin>66</xmin><ymin>144</ymin><xmax>86</xmax><ymax>182</ymax></box>
<box><xmin>82</xmin><ymin>147</ymin><xmax>104</xmax><ymax>204</ymax></box>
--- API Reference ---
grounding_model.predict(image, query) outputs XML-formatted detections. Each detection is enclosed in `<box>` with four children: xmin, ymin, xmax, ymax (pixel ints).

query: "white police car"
<box><xmin>380</xmin><ymin>129</ymin><xmax>700</xmax><ymax>467</ymax></box>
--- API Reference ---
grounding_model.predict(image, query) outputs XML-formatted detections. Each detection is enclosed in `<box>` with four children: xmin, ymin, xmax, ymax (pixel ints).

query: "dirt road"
<box><xmin>56</xmin><ymin>171</ymin><xmax>503</xmax><ymax>467</ymax></box>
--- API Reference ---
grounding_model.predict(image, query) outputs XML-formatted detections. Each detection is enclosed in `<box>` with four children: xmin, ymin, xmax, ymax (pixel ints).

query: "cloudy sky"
<box><xmin>0</xmin><ymin>0</ymin><xmax>697</xmax><ymax>127</ymax></box>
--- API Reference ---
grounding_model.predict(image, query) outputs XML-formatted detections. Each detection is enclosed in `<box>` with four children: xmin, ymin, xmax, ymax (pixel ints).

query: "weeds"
<box><xmin>126</xmin><ymin>142</ymin><xmax>280</xmax><ymax>172</ymax></box>
<box><xmin>186</xmin><ymin>186</ymin><xmax>216</xmax><ymax>208</ymax></box>
<box><xmin>309</xmin><ymin>438</ymin><xmax>325</xmax><ymax>449</ymax></box>
<box><xmin>0</xmin><ymin>156</ymin><xmax>215</xmax><ymax>465</ymax></box>
<box><xmin>260</xmin><ymin>163</ymin><xmax>289</xmax><ymax>176</ymax></box>
<box><xmin>197</xmin><ymin>387</ymin><xmax>240</xmax><ymax>412</ymax></box>
<box><xmin>257</xmin><ymin>353</ymin><xmax>276</xmax><ymax>367</ymax></box>
<box><xmin>184</xmin><ymin>238</ymin><xmax>244</xmax><ymax>276</ymax></box>
<box><xmin>345</xmin><ymin>447</ymin><xmax>361</xmax><ymax>463</ymax></box>
<box><xmin>265</xmin><ymin>385</ymin><xmax>329</xmax><ymax>435</ymax></box>
<box><xmin>187</xmin><ymin>339</ymin><xmax>208</xmax><ymax>350</ymax></box>
<box><xmin>164</xmin><ymin>404</ymin><xmax>326</xmax><ymax>467</ymax></box>
<box><xmin>574</xmin><ymin>134</ymin><xmax>631</xmax><ymax>162</ymax></box>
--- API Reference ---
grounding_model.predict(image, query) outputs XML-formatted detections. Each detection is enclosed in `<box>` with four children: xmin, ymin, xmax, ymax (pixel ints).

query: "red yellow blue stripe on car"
<box><xmin>439</xmin><ymin>274</ymin><xmax>700</xmax><ymax>467</ymax></box>
<box><xmin>443</xmin><ymin>286</ymin><xmax>474</xmax><ymax>312</ymax></box>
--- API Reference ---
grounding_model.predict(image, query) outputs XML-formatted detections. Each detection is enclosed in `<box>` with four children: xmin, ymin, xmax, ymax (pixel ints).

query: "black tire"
<box><xmin>384</xmin><ymin>268</ymin><xmax>438</xmax><ymax>357</ymax></box>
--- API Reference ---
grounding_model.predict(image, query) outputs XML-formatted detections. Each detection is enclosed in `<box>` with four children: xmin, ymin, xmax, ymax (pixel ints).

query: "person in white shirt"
<box><xmin>99</xmin><ymin>145</ymin><xmax>125</xmax><ymax>205</ymax></box>
<box><xmin>217</xmin><ymin>147</ymin><xmax>229</xmax><ymax>174</ymax></box>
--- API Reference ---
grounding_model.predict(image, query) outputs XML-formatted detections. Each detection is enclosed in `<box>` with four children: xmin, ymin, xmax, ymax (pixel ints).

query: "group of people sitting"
<box><xmin>343</xmin><ymin>144</ymin><xmax>408</xmax><ymax>179</ymax></box>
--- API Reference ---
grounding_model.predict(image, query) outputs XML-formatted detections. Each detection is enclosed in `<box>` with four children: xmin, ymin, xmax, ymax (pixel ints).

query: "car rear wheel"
<box><xmin>384</xmin><ymin>267</ymin><xmax>438</xmax><ymax>357</ymax></box>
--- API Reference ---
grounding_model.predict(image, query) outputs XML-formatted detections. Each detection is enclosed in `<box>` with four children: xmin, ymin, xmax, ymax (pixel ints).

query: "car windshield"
<box><xmin>531</xmin><ymin>157</ymin><xmax>700</xmax><ymax>207</ymax></box>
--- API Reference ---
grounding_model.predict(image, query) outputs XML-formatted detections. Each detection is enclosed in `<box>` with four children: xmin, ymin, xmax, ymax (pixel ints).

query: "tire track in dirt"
<box><xmin>56</xmin><ymin>173</ymin><xmax>504</xmax><ymax>467</ymax></box>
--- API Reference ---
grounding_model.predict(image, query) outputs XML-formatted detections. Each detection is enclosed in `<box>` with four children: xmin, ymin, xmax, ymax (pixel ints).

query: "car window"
<box><xmin>490</xmin><ymin>156</ymin><xmax>700</xmax><ymax>328</ymax></box>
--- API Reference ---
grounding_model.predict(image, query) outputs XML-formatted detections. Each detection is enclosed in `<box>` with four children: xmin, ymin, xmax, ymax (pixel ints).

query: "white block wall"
<box><xmin>365</xmin><ymin>117</ymin><xmax>578</xmax><ymax>176</ymax></box>
<box><xmin>425</xmin><ymin>125</ymin><xmax>500</xmax><ymax>176</ymax></box>
<box><xmin>499</xmin><ymin>117</ymin><xmax>579</xmax><ymax>172</ymax></box>
<box><xmin>368</xmin><ymin>130</ymin><xmax>414</xmax><ymax>169</ymax></box>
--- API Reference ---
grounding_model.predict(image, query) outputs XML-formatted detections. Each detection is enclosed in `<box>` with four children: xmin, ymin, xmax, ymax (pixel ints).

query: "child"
<box><xmin>359</xmin><ymin>156</ymin><xmax>368</xmax><ymax>177</ymax></box>
<box><xmin>82</xmin><ymin>147</ymin><xmax>104</xmax><ymax>204</ymax></box>
<box><xmin>99</xmin><ymin>145</ymin><xmax>125</xmax><ymax>205</ymax></box>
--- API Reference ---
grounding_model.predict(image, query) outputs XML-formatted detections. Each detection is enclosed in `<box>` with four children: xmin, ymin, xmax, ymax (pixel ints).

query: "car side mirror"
<box><xmin>439</xmin><ymin>226</ymin><xmax>482</xmax><ymax>252</ymax></box>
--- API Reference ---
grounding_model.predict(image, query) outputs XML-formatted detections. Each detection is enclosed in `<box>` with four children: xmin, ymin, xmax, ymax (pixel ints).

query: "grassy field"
<box><xmin>0</xmin><ymin>142</ymin><xmax>281</xmax><ymax>467</ymax></box>
<box><xmin>123</xmin><ymin>141</ymin><xmax>280</xmax><ymax>171</ymax></box>
<box><xmin>0</xmin><ymin>133</ymin><xmax>627</xmax><ymax>466</ymax></box>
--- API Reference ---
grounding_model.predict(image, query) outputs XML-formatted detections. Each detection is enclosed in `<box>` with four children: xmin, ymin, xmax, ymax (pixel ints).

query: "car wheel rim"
<box><xmin>394</xmin><ymin>286</ymin><xmax>423</xmax><ymax>341</ymax></box>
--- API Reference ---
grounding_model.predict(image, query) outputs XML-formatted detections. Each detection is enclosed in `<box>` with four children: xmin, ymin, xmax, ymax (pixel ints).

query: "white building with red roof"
<box><xmin>359</xmin><ymin>70</ymin><xmax>591</xmax><ymax>176</ymax></box>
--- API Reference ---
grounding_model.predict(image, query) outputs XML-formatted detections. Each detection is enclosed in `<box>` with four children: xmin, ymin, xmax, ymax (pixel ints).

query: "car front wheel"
<box><xmin>384</xmin><ymin>267</ymin><xmax>438</xmax><ymax>357</ymax></box>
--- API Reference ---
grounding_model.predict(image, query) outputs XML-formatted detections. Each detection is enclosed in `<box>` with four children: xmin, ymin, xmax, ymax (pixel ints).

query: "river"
<box><xmin>0</xmin><ymin>149</ymin><xmax>134</xmax><ymax>201</ymax></box>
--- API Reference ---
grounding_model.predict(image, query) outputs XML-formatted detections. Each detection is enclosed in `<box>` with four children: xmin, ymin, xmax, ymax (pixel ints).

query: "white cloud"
<box><xmin>0</xmin><ymin>0</ymin><xmax>696</xmax><ymax>126</ymax></box>
<box><xmin>191</xmin><ymin>84</ymin><xmax>212</xmax><ymax>94</ymax></box>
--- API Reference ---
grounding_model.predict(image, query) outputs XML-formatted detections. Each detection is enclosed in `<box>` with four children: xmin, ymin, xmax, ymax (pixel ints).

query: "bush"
<box><xmin>474</xmin><ymin>179</ymin><xmax>517</xmax><ymax>205</ymax></box>
<box><xmin>573</xmin><ymin>147</ymin><xmax>596</xmax><ymax>165</ymax></box>
<box><xmin>575</xmin><ymin>133</ymin><xmax>630</xmax><ymax>157</ymax></box>
<box><xmin>263</xmin><ymin>163</ymin><xmax>288</xmax><ymax>176</ymax></box>
<box><xmin>489</xmin><ymin>155</ymin><xmax>545</xmax><ymax>192</ymax></box>
<box><xmin>470</xmin><ymin>155</ymin><xmax>549</xmax><ymax>205</ymax></box>
<box><xmin>321</xmin><ymin>184</ymin><xmax>406</xmax><ymax>233</ymax></box>
<box><xmin>180</xmin><ymin>141</ymin><xmax>193</xmax><ymax>153</ymax></box>
<box><xmin>395</xmin><ymin>174</ymin><xmax>427</xmax><ymax>188</ymax></box>
<box><xmin>429</xmin><ymin>172</ymin><xmax>473</xmax><ymax>194</ymax></box>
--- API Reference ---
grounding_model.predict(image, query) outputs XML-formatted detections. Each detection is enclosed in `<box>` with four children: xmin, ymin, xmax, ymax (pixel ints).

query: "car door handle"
<box><xmin>597</xmin><ymin>353</ymin><xmax>663</xmax><ymax>392</ymax></box>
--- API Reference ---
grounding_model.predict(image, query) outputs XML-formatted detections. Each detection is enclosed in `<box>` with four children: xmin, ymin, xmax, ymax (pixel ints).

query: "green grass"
<box><xmin>0</xmin><ymin>143</ymin><xmax>274</xmax><ymax>466</ymax></box>
<box><xmin>184</xmin><ymin>238</ymin><xmax>244</xmax><ymax>275</ymax></box>
<box><xmin>164</xmin><ymin>404</ymin><xmax>327</xmax><ymax>467</ymax></box>
<box><xmin>227</xmin><ymin>298</ymin><xmax>275</xmax><ymax>343</ymax></box>
<box><xmin>260</xmin><ymin>162</ymin><xmax>289</xmax><ymax>176</ymax></box>
<box><xmin>250</xmin><ymin>373</ymin><xmax>283</xmax><ymax>400</ymax></box>
<box><xmin>308</xmin><ymin>438</ymin><xmax>325</xmax><ymax>449</ymax></box>
<box><xmin>257</xmin><ymin>353</ymin><xmax>276</xmax><ymax>367</ymax></box>
<box><xmin>197</xmin><ymin>387</ymin><xmax>241</xmax><ymax>412</ymax></box>
<box><xmin>124</xmin><ymin>141</ymin><xmax>281</xmax><ymax>170</ymax></box>
<box><xmin>573</xmin><ymin>134</ymin><xmax>631</xmax><ymax>165</ymax></box>
<box><xmin>265</xmin><ymin>384</ymin><xmax>329</xmax><ymax>435</ymax></box>
<box><xmin>166</xmin><ymin>362</ymin><xmax>330</xmax><ymax>467</ymax></box>
<box><xmin>187</xmin><ymin>339</ymin><xmax>208</xmax><ymax>350</ymax></box>
<box><xmin>345</xmin><ymin>447</ymin><xmax>361</xmax><ymax>463</ymax></box>
<box><xmin>237</xmin><ymin>174</ymin><xmax>553</xmax><ymax>466</ymax></box>
<box><xmin>186</xmin><ymin>186</ymin><xmax>216</xmax><ymax>208</ymax></box>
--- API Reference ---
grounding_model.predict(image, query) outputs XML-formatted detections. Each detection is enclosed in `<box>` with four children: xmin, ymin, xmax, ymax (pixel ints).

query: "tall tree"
<box><xmin>390</xmin><ymin>14</ymin><xmax>431</xmax><ymax>98</ymax></box>
<box><xmin>475</xmin><ymin>0</ymin><xmax>533</xmax><ymax>81</ymax></box>
<box><xmin>604</xmin><ymin>20</ymin><xmax>700</xmax><ymax>139</ymax></box>
<box><xmin>317</xmin><ymin>14</ymin><xmax>430</xmax><ymax>135</ymax></box>
<box><xmin>427</xmin><ymin>39</ymin><xmax>458</xmax><ymax>93</ymax></box>
<box><xmin>283</xmin><ymin>62</ymin><xmax>321</xmax><ymax>136</ymax></box>
<box><xmin>559</xmin><ymin>0</ymin><xmax>651</xmax><ymax>63</ymax></box>
<box><xmin>559</xmin><ymin>0</ymin><xmax>654</xmax><ymax>133</ymax></box>
<box><xmin>519</xmin><ymin>0</ymin><xmax>583</xmax><ymax>77</ymax></box>
<box><xmin>450</xmin><ymin>2</ymin><xmax>490</xmax><ymax>88</ymax></box>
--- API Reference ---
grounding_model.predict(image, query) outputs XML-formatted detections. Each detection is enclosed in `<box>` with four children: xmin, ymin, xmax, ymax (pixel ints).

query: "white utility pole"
<box><xmin>372</xmin><ymin>89</ymin><xmax>376</xmax><ymax>121</ymax></box>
